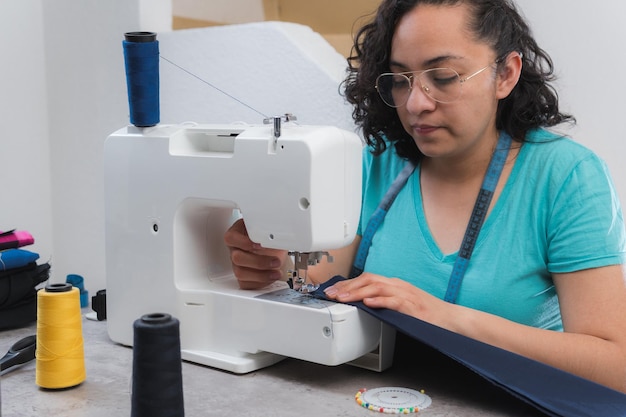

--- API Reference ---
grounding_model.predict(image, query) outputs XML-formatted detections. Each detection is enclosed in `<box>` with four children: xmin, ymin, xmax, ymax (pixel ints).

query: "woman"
<box><xmin>224</xmin><ymin>0</ymin><xmax>626</xmax><ymax>392</ymax></box>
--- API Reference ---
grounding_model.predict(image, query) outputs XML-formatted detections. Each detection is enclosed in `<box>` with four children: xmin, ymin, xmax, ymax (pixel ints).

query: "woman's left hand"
<box><xmin>323</xmin><ymin>272</ymin><xmax>455</xmax><ymax>329</ymax></box>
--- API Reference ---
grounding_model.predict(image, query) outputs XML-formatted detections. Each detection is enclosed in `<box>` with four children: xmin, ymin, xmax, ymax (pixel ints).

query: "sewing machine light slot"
<box><xmin>169</xmin><ymin>128</ymin><xmax>242</xmax><ymax>157</ymax></box>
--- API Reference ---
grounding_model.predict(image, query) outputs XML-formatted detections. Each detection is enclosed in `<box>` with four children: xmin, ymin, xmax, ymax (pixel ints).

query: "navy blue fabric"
<box><xmin>313</xmin><ymin>276</ymin><xmax>626</xmax><ymax>417</ymax></box>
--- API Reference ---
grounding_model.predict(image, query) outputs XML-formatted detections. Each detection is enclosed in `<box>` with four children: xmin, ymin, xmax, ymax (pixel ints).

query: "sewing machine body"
<box><xmin>104</xmin><ymin>123</ymin><xmax>394</xmax><ymax>373</ymax></box>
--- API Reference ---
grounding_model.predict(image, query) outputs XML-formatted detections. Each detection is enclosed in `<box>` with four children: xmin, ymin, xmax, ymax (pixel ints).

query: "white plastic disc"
<box><xmin>355</xmin><ymin>387</ymin><xmax>432</xmax><ymax>413</ymax></box>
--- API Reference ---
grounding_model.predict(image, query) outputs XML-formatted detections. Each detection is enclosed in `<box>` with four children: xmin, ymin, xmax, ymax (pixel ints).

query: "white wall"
<box><xmin>515</xmin><ymin>1</ymin><xmax>626</xmax><ymax>199</ymax></box>
<box><xmin>1</xmin><ymin>0</ymin><xmax>171</xmax><ymax>293</ymax></box>
<box><xmin>41</xmin><ymin>1</ymin><xmax>140</xmax><ymax>291</ymax></box>
<box><xmin>46</xmin><ymin>0</ymin><xmax>172</xmax><ymax>292</ymax></box>
<box><xmin>0</xmin><ymin>1</ymin><xmax>53</xmax><ymax>267</ymax></box>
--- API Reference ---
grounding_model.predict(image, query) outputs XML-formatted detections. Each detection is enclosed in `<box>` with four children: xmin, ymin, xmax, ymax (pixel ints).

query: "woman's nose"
<box><xmin>405</xmin><ymin>79</ymin><xmax>437</xmax><ymax>114</ymax></box>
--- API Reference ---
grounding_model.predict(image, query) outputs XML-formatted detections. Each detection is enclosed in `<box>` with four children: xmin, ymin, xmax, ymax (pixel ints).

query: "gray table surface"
<box><xmin>1</xmin><ymin>313</ymin><xmax>545</xmax><ymax>417</ymax></box>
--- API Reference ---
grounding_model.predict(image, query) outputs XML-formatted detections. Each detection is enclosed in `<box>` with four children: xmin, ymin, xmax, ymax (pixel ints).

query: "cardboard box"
<box><xmin>172</xmin><ymin>0</ymin><xmax>381</xmax><ymax>56</ymax></box>
<box><xmin>264</xmin><ymin>0</ymin><xmax>380</xmax><ymax>56</ymax></box>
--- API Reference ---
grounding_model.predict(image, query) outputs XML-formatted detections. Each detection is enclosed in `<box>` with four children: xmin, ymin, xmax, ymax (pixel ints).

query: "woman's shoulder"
<box><xmin>363</xmin><ymin>141</ymin><xmax>410</xmax><ymax>179</ymax></box>
<box><xmin>524</xmin><ymin>128</ymin><xmax>594</xmax><ymax>153</ymax></box>
<box><xmin>521</xmin><ymin>128</ymin><xmax>604</xmax><ymax>170</ymax></box>
<box><xmin>360</xmin><ymin>141</ymin><xmax>414</xmax><ymax>207</ymax></box>
<box><xmin>516</xmin><ymin>129</ymin><xmax>616</xmax><ymax>201</ymax></box>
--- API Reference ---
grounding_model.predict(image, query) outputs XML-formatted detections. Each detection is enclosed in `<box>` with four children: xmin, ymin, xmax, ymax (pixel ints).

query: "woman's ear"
<box><xmin>496</xmin><ymin>51</ymin><xmax>523</xmax><ymax>99</ymax></box>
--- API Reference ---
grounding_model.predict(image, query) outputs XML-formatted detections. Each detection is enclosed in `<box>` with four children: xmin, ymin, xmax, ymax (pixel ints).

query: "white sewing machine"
<box><xmin>104</xmin><ymin>119</ymin><xmax>395</xmax><ymax>373</ymax></box>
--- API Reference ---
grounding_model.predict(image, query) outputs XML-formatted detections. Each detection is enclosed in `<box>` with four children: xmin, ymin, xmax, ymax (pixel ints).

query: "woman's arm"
<box><xmin>324</xmin><ymin>264</ymin><xmax>626</xmax><ymax>393</ymax></box>
<box><xmin>308</xmin><ymin>236</ymin><xmax>362</xmax><ymax>284</ymax></box>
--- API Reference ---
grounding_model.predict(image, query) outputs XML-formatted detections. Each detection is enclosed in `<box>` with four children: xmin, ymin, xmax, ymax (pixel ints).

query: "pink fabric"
<box><xmin>0</xmin><ymin>231</ymin><xmax>34</xmax><ymax>250</ymax></box>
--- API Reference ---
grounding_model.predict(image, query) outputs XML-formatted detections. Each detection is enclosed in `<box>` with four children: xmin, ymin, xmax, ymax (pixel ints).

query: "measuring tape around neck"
<box><xmin>351</xmin><ymin>132</ymin><xmax>513</xmax><ymax>304</ymax></box>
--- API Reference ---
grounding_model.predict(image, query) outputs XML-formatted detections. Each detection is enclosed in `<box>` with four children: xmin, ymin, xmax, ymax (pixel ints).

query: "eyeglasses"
<box><xmin>375</xmin><ymin>65</ymin><xmax>491</xmax><ymax>107</ymax></box>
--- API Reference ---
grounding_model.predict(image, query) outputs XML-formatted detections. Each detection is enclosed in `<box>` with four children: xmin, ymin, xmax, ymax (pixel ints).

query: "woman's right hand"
<box><xmin>223</xmin><ymin>219</ymin><xmax>291</xmax><ymax>290</ymax></box>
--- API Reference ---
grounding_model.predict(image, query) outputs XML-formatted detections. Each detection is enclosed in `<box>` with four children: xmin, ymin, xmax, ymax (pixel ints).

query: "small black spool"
<box><xmin>124</xmin><ymin>32</ymin><xmax>157</xmax><ymax>43</ymax></box>
<box><xmin>45</xmin><ymin>283</ymin><xmax>73</xmax><ymax>293</ymax></box>
<box><xmin>131</xmin><ymin>313</ymin><xmax>184</xmax><ymax>417</ymax></box>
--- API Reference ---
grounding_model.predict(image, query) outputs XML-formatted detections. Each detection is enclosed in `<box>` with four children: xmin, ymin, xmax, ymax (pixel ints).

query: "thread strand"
<box><xmin>160</xmin><ymin>55</ymin><xmax>268</xmax><ymax>119</ymax></box>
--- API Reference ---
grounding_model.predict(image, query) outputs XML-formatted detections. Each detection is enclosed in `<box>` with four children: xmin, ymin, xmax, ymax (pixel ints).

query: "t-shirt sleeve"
<box><xmin>547</xmin><ymin>154</ymin><xmax>626</xmax><ymax>273</ymax></box>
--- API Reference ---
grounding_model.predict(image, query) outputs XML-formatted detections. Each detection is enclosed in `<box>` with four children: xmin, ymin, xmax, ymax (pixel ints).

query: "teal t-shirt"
<box><xmin>357</xmin><ymin>129</ymin><xmax>626</xmax><ymax>331</ymax></box>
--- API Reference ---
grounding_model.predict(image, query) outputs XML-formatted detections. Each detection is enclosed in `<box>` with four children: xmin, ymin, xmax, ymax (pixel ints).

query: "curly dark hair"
<box><xmin>343</xmin><ymin>0</ymin><xmax>575</xmax><ymax>162</ymax></box>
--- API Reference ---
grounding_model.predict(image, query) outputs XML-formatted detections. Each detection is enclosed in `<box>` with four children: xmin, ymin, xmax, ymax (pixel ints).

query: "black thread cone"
<box><xmin>131</xmin><ymin>313</ymin><xmax>184</xmax><ymax>417</ymax></box>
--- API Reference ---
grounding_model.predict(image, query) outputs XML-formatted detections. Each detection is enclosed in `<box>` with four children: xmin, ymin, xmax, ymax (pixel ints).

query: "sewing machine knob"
<box><xmin>322</xmin><ymin>326</ymin><xmax>332</xmax><ymax>338</ymax></box>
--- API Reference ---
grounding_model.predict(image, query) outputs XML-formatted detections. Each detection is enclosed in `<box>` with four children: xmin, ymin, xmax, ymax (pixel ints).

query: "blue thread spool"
<box><xmin>66</xmin><ymin>274</ymin><xmax>89</xmax><ymax>308</ymax></box>
<box><xmin>123</xmin><ymin>32</ymin><xmax>160</xmax><ymax>127</ymax></box>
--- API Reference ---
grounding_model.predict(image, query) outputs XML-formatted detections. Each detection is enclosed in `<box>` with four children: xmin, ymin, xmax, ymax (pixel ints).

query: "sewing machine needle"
<box><xmin>298</xmin><ymin>269</ymin><xmax>320</xmax><ymax>294</ymax></box>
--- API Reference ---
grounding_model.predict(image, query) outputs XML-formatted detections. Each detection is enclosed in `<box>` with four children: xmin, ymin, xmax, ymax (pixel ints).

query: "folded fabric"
<box><xmin>0</xmin><ymin>249</ymin><xmax>39</xmax><ymax>271</ymax></box>
<box><xmin>313</xmin><ymin>276</ymin><xmax>626</xmax><ymax>417</ymax></box>
<box><xmin>0</xmin><ymin>230</ymin><xmax>34</xmax><ymax>251</ymax></box>
<box><xmin>0</xmin><ymin>262</ymin><xmax>50</xmax><ymax>309</ymax></box>
<box><xmin>0</xmin><ymin>262</ymin><xmax>38</xmax><ymax>279</ymax></box>
<box><xmin>0</xmin><ymin>291</ymin><xmax>38</xmax><ymax>330</ymax></box>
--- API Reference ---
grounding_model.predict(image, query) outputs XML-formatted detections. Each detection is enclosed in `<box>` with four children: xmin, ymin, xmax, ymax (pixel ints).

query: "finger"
<box><xmin>224</xmin><ymin>219</ymin><xmax>260</xmax><ymax>251</ymax></box>
<box><xmin>363</xmin><ymin>295</ymin><xmax>402</xmax><ymax>310</ymax></box>
<box><xmin>230</xmin><ymin>248</ymin><xmax>282</xmax><ymax>271</ymax></box>
<box><xmin>251</xmin><ymin>246</ymin><xmax>287</xmax><ymax>259</ymax></box>
<box><xmin>233</xmin><ymin>265</ymin><xmax>282</xmax><ymax>290</ymax></box>
<box><xmin>225</xmin><ymin>220</ymin><xmax>288</xmax><ymax>259</ymax></box>
<box><xmin>233</xmin><ymin>256</ymin><xmax>283</xmax><ymax>289</ymax></box>
<box><xmin>324</xmin><ymin>275</ymin><xmax>382</xmax><ymax>302</ymax></box>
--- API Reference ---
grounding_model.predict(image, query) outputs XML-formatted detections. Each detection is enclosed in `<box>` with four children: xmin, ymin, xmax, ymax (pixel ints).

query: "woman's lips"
<box><xmin>412</xmin><ymin>124</ymin><xmax>439</xmax><ymax>135</ymax></box>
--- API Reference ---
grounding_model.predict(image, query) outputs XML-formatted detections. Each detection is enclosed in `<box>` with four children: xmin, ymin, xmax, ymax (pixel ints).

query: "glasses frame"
<box><xmin>375</xmin><ymin>65</ymin><xmax>491</xmax><ymax>107</ymax></box>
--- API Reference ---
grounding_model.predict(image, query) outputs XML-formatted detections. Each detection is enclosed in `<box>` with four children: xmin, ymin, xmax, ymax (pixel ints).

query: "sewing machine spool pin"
<box><xmin>263</xmin><ymin>114</ymin><xmax>297</xmax><ymax>146</ymax></box>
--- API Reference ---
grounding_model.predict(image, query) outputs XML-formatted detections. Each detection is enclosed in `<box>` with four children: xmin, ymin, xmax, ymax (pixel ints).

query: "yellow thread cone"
<box><xmin>36</xmin><ymin>284</ymin><xmax>86</xmax><ymax>389</ymax></box>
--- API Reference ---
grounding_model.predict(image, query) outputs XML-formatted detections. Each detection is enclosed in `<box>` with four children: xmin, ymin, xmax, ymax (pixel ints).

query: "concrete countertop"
<box><xmin>1</xmin><ymin>314</ymin><xmax>544</xmax><ymax>416</ymax></box>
